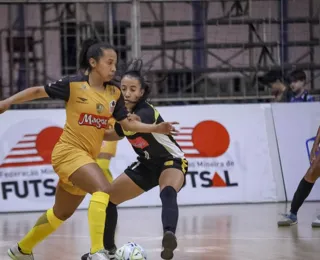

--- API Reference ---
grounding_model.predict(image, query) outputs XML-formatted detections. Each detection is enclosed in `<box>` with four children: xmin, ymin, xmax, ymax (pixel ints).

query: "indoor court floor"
<box><xmin>1</xmin><ymin>203</ymin><xmax>320</xmax><ymax>260</ymax></box>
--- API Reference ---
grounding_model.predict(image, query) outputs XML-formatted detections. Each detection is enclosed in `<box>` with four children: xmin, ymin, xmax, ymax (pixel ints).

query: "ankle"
<box><xmin>18</xmin><ymin>245</ymin><xmax>31</xmax><ymax>255</ymax></box>
<box><xmin>106</xmin><ymin>245</ymin><xmax>116</xmax><ymax>251</ymax></box>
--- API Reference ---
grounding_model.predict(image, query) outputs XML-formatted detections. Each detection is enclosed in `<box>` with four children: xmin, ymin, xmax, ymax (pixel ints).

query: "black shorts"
<box><xmin>124</xmin><ymin>157</ymin><xmax>188</xmax><ymax>191</ymax></box>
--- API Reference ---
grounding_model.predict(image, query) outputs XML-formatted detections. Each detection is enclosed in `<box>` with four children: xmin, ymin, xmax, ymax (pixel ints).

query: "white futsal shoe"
<box><xmin>88</xmin><ymin>249</ymin><xmax>110</xmax><ymax>260</ymax></box>
<box><xmin>7</xmin><ymin>244</ymin><xmax>34</xmax><ymax>260</ymax></box>
<box><xmin>312</xmin><ymin>215</ymin><xmax>320</xmax><ymax>227</ymax></box>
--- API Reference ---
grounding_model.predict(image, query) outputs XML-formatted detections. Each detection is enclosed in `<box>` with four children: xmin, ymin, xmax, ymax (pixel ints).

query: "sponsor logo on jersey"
<box><xmin>128</xmin><ymin>137</ymin><xmax>149</xmax><ymax>149</ymax></box>
<box><xmin>78</xmin><ymin>113</ymin><xmax>110</xmax><ymax>129</ymax></box>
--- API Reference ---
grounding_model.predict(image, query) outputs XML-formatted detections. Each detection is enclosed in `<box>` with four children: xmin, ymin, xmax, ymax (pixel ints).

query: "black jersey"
<box><xmin>114</xmin><ymin>101</ymin><xmax>184</xmax><ymax>162</ymax></box>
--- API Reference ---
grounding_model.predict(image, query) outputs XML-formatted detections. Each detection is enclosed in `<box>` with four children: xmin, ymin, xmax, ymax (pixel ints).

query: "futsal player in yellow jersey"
<box><xmin>0</xmin><ymin>38</ymin><xmax>178</xmax><ymax>260</ymax></box>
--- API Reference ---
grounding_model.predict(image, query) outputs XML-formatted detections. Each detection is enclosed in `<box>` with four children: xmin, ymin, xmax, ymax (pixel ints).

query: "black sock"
<box><xmin>160</xmin><ymin>186</ymin><xmax>178</xmax><ymax>234</ymax></box>
<box><xmin>103</xmin><ymin>202</ymin><xmax>118</xmax><ymax>250</ymax></box>
<box><xmin>290</xmin><ymin>178</ymin><xmax>314</xmax><ymax>215</ymax></box>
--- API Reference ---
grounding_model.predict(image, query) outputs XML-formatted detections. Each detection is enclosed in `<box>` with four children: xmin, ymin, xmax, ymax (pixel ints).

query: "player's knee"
<box><xmin>159</xmin><ymin>169</ymin><xmax>184</xmax><ymax>191</ymax></box>
<box><xmin>109</xmin><ymin>192</ymin><xmax>124</xmax><ymax>205</ymax></box>
<box><xmin>160</xmin><ymin>186</ymin><xmax>177</xmax><ymax>201</ymax></box>
<box><xmin>95</xmin><ymin>184</ymin><xmax>111</xmax><ymax>194</ymax></box>
<box><xmin>53</xmin><ymin>206</ymin><xmax>75</xmax><ymax>221</ymax></box>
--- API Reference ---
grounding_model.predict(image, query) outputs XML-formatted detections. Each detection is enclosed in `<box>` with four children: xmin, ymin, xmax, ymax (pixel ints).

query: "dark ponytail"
<box><xmin>78</xmin><ymin>38</ymin><xmax>115</xmax><ymax>71</ymax></box>
<box><xmin>79</xmin><ymin>38</ymin><xmax>99</xmax><ymax>70</ymax></box>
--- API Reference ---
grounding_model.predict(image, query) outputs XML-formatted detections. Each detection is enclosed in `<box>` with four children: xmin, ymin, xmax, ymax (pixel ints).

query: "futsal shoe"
<box><xmin>161</xmin><ymin>231</ymin><xmax>177</xmax><ymax>260</ymax></box>
<box><xmin>81</xmin><ymin>247</ymin><xmax>116</xmax><ymax>260</ymax></box>
<box><xmin>312</xmin><ymin>215</ymin><xmax>320</xmax><ymax>227</ymax></box>
<box><xmin>106</xmin><ymin>246</ymin><xmax>116</xmax><ymax>260</ymax></box>
<box><xmin>7</xmin><ymin>244</ymin><xmax>34</xmax><ymax>260</ymax></box>
<box><xmin>87</xmin><ymin>249</ymin><xmax>110</xmax><ymax>260</ymax></box>
<box><xmin>277</xmin><ymin>213</ymin><xmax>298</xmax><ymax>226</ymax></box>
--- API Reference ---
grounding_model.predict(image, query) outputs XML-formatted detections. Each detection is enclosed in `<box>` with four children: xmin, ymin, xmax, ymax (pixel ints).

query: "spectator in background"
<box><xmin>289</xmin><ymin>69</ymin><xmax>315</xmax><ymax>102</ymax></box>
<box><xmin>260</xmin><ymin>69</ymin><xmax>292</xmax><ymax>102</ymax></box>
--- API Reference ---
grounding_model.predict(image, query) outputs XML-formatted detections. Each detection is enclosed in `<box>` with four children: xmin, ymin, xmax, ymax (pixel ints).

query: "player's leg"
<box><xmin>68</xmin><ymin>162</ymin><xmax>113</xmax><ymax>258</ymax></box>
<box><xmin>96</xmin><ymin>158</ymin><xmax>117</xmax><ymax>251</ymax></box>
<box><xmin>107</xmin><ymin>172</ymin><xmax>145</xmax><ymax>256</ymax></box>
<box><xmin>308</xmin><ymin>156</ymin><xmax>320</xmax><ymax>227</ymax></box>
<box><xmin>278</xmin><ymin>155</ymin><xmax>320</xmax><ymax>226</ymax></box>
<box><xmin>81</xmin><ymin>162</ymin><xmax>148</xmax><ymax>260</ymax></box>
<box><xmin>158</xmin><ymin>158</ymin><xmax>188</xmax><ymax>260</ymax></box>
<box><xmin>8</xmin><ymin>183</ymin><xmax>85</xmax><ymax>260</ymax></box>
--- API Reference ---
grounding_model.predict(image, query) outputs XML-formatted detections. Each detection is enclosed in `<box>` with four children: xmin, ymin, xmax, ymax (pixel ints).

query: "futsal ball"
<box><xmin>115</xmin><ymin>242</ymin><xmax>147</xmax><ymax>260</ymax></box>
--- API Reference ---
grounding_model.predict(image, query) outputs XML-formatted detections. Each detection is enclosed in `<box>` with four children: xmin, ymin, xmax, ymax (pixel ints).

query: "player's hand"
<box><xmin>0</xmin><ymin>99</ymin><xmax>11</xmax><ymax>114</ymax></box>
<box><xmin>155</xmin><ymin>122</ymin><xmax>179</xmax><ymax>135</ymax></box>
<box><xmin>127</xmin><ymin>113</ymin><xmax>141</xmax><ymax>122</ymax></box>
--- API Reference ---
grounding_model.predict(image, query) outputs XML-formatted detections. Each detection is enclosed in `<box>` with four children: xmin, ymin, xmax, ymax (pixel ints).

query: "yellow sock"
<box><xmin>89</xmin><ymin>191</ymin><xmax>110</xmax><ymax>254</ymax></box>
<box><xmin>18</xmin><ymin>208</ymin><xmax>63</xmax><ymax>254</ymax></box>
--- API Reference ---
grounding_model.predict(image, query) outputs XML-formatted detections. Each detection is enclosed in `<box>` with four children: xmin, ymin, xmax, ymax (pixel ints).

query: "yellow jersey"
<box><xmin>44</xmin><ymin>74</ymin><xmax>127</xmax><ymax>159</ymax></box>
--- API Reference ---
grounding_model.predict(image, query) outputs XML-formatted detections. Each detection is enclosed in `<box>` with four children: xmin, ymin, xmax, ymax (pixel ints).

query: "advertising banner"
<box><xmin>0</xmin><ymin>105</ymin><xmax>279</xmax><ymax>212</ymax></box>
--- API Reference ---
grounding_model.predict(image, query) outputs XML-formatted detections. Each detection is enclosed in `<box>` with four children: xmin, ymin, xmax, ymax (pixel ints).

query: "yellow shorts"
<box><xmin>52</xmin><ymin>143</ymin><xmax>96</xmax><ymax>196</ymax></box>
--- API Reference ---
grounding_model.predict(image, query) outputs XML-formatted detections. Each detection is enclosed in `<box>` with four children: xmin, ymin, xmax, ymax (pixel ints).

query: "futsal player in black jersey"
<box><xmin>81</xmin><ymin>59</ymin><xmax>188</xmax><ymax>260</ymax></box>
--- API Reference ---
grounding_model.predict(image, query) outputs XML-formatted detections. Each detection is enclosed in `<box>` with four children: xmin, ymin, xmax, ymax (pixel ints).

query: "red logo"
<box><xmin>0</xmin><ymin>127</ymin><xmax>63</xmax><ymax>168</ymax></box>
<box><xmin>176</xmin><ymin>120</ymin><xmax>230</xmax><ymax>158</ymax></box>
<box><xmin>78</xmin><ymin>113</ymin><xmax>110</xmax><ymax>129</ymax></box>
<box><xmin>128</xmin><ymin>137</ymin><xmax>149</xmax><ymax>149</ymax></box>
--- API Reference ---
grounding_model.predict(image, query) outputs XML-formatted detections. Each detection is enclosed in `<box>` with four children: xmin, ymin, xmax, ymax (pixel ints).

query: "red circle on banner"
<box><xmin>36</xmin><ymin>127</ymin><xmax>63</xmax><ymax>163</ymax></box>
<box><xmin>192</xmin><ymin>120</ymin><xmax>230</xmax><ymax>157</ymax></box>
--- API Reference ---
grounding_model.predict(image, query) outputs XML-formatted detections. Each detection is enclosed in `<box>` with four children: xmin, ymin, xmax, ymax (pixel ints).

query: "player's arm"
<box><xmin>104</xmin><ymin>113</ymin><xmax>142</xmax><ymax>141</ymax></box>
<box><xmin>120</xmin><ymin>113</ymin><xmax>178</xmax><ymax>134</ymax></box>
<box><xmin>112</xmin><ymin>94</ymin><xmax>177</xmax><ymax>135</ymax></box>
<box><xmin>0</xmin><ymin>77</ymin><xmax>70</xmax><ymax>114</ymax></box>
<box><xmin>0</xmin><ymin>86</ymin><xmax>48</xmax><ymax>113</ymax></box>
<box><xmin>104</xmin><ymin>128</ymin><xmax>124</xmax><ymax>141</ymax></box>
<box><xmin>7</xmin><ymin>86</ymin><xmax>48</xmax><ymax>104</ymax></box>
<box><xmin>98</xmin><ymin>152</ymin><xmax>113</xmax><ymax>160</ymax></box>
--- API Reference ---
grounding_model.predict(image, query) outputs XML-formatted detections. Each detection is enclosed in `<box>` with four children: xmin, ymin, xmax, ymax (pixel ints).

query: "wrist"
<box><xmin>152</xmin><ymin>124</ymin><xmax>160</xmax><ymax>132</ymax></box>
<box><xmin>6</xmin><ymin>97</ymin><xmax>13</xmax><ymax>104</ymax></box>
